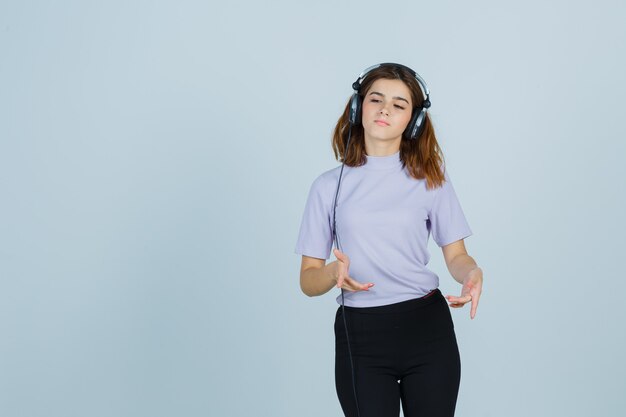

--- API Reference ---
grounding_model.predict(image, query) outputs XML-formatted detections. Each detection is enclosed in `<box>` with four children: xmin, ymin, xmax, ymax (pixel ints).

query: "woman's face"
<box><xmin>361</xmin><ymin>78</ymin><xmax>413</xmax><ymax>143</ymax></box>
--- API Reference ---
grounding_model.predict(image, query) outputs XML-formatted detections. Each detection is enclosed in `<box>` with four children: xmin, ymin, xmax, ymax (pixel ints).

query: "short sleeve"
<box><xmin>428</xmin><ymin>169</ymin><xmax>473</xmax><ymax>247</ymax></box>
<box><xmin>294</xmin><ymin>175</ymin><xmax>334</xmax><ymax>260</ymax></box>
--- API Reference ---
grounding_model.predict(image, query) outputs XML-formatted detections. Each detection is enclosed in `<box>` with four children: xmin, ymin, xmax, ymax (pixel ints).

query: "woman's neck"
<box><xmin>363</xmin><ymin>137</ymin><xmax>401</xmax><ymax>156</ymax></box>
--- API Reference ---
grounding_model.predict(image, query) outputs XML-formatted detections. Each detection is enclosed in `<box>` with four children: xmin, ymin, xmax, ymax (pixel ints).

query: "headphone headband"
<box><xmin>352</xmin><ymin>62</ymin><xmax>431</xmax><ymax>109</ymax></box>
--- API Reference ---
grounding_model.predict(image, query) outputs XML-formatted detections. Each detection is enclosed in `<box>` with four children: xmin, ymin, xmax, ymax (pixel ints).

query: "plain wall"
<box><xmin>1</xmin><ymin>1</ymin><xmax>625</xmax><ymax>416</ymax></box>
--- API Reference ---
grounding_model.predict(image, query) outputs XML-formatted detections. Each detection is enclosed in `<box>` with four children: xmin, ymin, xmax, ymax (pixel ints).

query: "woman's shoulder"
<box><xmin>310</xmin><ymin>164</ymin><xmax>346</xmax><ymax>188</ymax></box>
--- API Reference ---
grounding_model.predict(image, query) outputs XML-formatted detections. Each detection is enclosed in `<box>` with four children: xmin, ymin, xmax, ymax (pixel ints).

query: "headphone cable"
<box><xmin>332</xmin><ymin>124</ymin><xmax>361</xmax><ymax>417</ymax></box>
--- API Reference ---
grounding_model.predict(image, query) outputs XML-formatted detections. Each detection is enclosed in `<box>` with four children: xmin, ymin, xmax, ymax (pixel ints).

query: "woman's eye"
<box><xmin>369</xmin><ymin>99</ymin><xmax>404</xmax><ymax>110</ymax></box>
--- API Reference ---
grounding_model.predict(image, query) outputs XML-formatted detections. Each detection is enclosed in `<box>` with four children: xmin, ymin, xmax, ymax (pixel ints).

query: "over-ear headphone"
<box><xmin>348</xmin><ymin>62</ymin><xmax>431</xmax><ymax>140</ymax></box>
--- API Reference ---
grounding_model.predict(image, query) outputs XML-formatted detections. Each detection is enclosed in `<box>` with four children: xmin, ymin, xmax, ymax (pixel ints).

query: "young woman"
<box><xmin>294</xmin><ymin>63</ymin><xmax>483</xmax><ymax>417</ymax></box>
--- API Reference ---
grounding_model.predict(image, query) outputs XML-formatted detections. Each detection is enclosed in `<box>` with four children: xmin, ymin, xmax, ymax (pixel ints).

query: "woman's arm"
<box><xmin>442</xmin><ymin>239</ymin><xmax>483</xmax><ymax>318</ymax></box>
<box><xmin>300</xmin><ymin>255</ymin><xmax>338</xmax><ymax>297</ymax></box>
<box><xmin>299</xmin><ymin>252</ymin><xmax>374</xmax><ymax>297</ymax></box>
<box><xmin>442</xmin><ymin>239</ymin><xmax>480</xmax><ymax>285</ymax></box>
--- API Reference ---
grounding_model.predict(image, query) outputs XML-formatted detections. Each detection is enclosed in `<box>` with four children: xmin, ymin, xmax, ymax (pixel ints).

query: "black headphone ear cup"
<box><xmin>405</xmin><ymin>108</ymin><xmax>426</xmax><ymax>140</ymax></box>
<box><xmin>413</xmin><ymin>108</ymin><xmax>426</xmax><ymax>140</ymax></box>
<box><xmin>404</xmin><ymin>109</ymin><xmax>419</xmax><ymax>139</ymax></box>
<box><xmin>349</xmin><ymin>93</ymin><xmax>362</xmax><ymax>125</ymax></box>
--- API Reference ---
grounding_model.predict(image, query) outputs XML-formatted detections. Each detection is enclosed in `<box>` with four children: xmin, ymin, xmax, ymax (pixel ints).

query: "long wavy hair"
<box><xmin>331</xmin><ymin>64</ymin><xmax>447</xmax><ymax>190</ymax></box>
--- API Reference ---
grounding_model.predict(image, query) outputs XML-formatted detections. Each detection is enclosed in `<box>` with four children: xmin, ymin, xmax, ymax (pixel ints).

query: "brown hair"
<box><xmin>331</xmin><ymin>64</ymin><xmax>446</xmax><ymax>190</ymax></box>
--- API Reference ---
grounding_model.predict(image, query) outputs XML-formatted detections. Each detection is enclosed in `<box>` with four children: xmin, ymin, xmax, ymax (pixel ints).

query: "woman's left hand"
<box><xmin>446</xmin><ymin>266</ymin><xmax>483</xmax><ymax>319</ymax></box>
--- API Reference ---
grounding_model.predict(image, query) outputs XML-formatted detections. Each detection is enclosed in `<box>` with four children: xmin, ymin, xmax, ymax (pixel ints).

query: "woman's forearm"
<box><xmin>447</xmin><ymin>254</ymin><xmax>480</xmax><ymax>285</ymax></box>
<box><xmin>300</xmin><ymin>261</ymin><xmax>338</xmax><ymax>297</ymax></box>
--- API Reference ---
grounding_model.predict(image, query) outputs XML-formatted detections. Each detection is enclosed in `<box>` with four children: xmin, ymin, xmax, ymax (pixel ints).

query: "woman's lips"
<box><xmin>375</xmin><ymin>120</ymin><xmax>390</xmax><ymax>126</ymax></box>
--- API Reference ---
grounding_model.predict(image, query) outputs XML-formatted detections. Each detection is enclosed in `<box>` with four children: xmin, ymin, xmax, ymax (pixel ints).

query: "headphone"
<box><xmin>348</xmin><ymin>62</ymin><xmax>431</xmax><ymax>140</ymax></box>
<box><xmin>333</xmin><ymin>63</ymin><xmax>431</xmax><ymax>417</ymax></box>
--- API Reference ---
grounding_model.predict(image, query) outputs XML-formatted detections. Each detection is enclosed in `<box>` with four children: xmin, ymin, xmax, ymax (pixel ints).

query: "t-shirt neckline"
<box><xmin>363</xmin><ymin>150</ymin><xmax>402</xmax><ymax>170</ymax></box>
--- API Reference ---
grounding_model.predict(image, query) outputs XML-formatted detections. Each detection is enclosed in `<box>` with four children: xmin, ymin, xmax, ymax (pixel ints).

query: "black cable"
<box><xmin>331</xmin><ymin>123</ymin><xmax>361</xmax><ymax>417</ymax></box>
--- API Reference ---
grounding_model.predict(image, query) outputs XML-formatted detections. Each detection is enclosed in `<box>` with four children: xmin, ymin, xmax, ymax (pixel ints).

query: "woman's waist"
<box><xmin>336</xmin><ymin>288</ymin><xmax>442</xmax><ymax>314</ymax></box>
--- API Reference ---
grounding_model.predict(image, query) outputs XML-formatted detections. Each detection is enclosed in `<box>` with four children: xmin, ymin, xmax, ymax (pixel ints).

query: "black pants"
<box><xmin>334</xmin><ymin>288</ymin><xmax>461</xmax><ymax>417</ymax></box>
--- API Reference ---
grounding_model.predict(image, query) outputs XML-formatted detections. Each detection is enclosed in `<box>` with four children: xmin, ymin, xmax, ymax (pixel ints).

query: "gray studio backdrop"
<box><xmin>1</xmin><ymin>1</ymin><xmax>625</xmax><ymax>416</ymax></box>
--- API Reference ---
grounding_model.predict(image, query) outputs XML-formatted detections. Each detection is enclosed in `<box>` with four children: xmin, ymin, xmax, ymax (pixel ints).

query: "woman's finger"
<box><xmin>470</xmin><ymin>293</ymin><xmax>480</xmax><ymax>319</ymax></box>
<box><xmin>446</xmin><ymin>295</ymin><xmax>471</xmax><ymax>304</ymax></box>
<box><xmin>337</xmin><ymin>267</ymin><xmax>351</xmax><ymax>288</ymax></box>
<box><xmin>334</xmin><ymin>249</ymin><xmax>351</xmax><ymax>289</ymax></box>
<box><xmin>333</xmin><ymin>248</ymin><xmax>349</xmax><ymax>263</ymax></box>
<box><xmin>342</xmin><ymin>276</ymin><xmax>374</xmax><ymax>292</ymax></box>
<box><xmin>337</xmin><ymin>271</ymin><xmax>348</xmax><ymax>288</ymax></box>
<box><xmin>340</xmin><ymin>275</ymin><xmax>356</xmax><ymax>291</ymax></box>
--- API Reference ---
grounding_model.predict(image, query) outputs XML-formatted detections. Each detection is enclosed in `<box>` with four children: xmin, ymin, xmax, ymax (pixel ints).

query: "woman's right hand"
<box><xmin>332</xmin><ymin>248</ymin><xmax>375</xmax><ymax>292</ymax></box>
